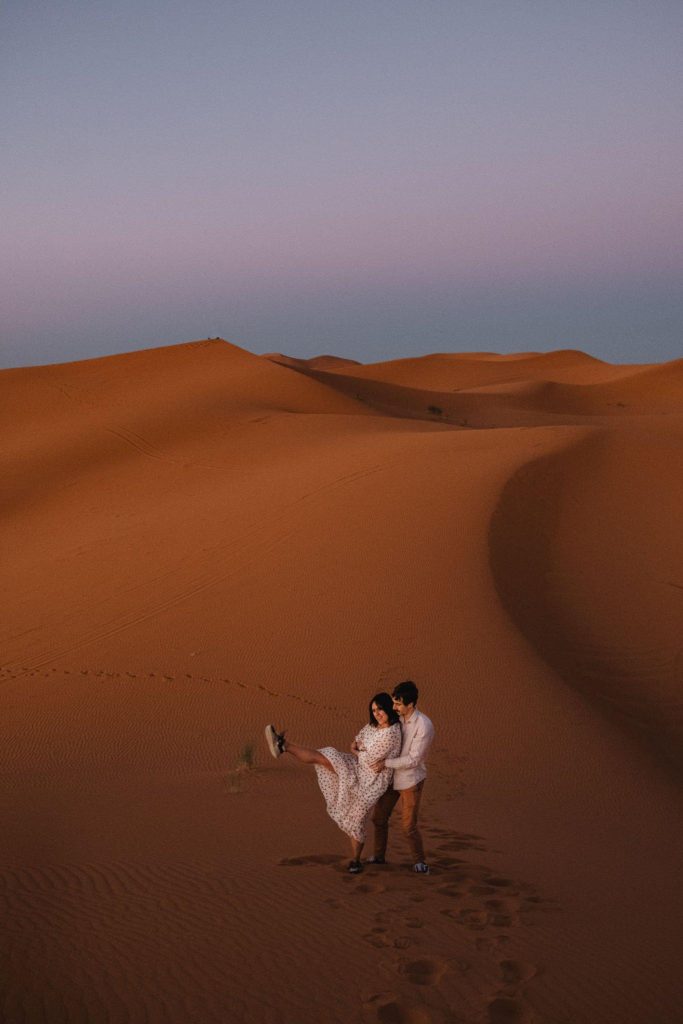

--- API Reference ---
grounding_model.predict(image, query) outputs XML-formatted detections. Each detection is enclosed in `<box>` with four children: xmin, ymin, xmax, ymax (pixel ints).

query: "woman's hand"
<box><xmin>351</xmin><ymin>740</ymin><xmax>363</xmax><ymax>756</ymax></box>
<box><xmin>370</xmin><ymin>758</ymin><xmax>386</xmax><ymax>774</ymax></box>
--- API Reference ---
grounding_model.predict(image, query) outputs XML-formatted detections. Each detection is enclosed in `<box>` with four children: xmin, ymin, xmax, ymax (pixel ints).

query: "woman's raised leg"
<box><xmin>284</xmin><ymin>739</ymin><xmax>334</xmax><ymax>771</ymax></box>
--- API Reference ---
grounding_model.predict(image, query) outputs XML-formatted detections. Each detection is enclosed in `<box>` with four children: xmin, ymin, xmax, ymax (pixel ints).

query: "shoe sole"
<box><xmin>264</xmin><ymin>724</ymin><xmax>282</xmax><ymax>758</ymax></box>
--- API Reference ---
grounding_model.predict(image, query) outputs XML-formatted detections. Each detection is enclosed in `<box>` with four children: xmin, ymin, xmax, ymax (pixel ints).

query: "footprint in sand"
<box><xmin>486</xmin><ymin>898</ymin><xmax>521</xmax><ymax>929</ymax></box>
<box><xmin>392</xmin><ymin>936</ymin><xmax>415</xmax><ymax>950</ymax></box>
<box><xmin>499</xmin><ymin>959</ymin><xmax>537</xmax><ymax>988</ymax></box>
<box><xmin>363</xmin><ymin>928</ymin><xmax>392</xmax><ymax>949</ymax></box>
<box><xmin>373</xmin><ymin>912</ymin><xmax>395</xmax><ymax>928</ymax></box>
<box><xmin>397</xmin><ymin>957</ymin><xmax>449</xmax><ymax>986</ymax></box>
<box><xmin>361</xmin><ymin>992</ymin><xmax>446</xmax><ymax>1024</ymax></box>
<box><xmin>486</xmin><ymin>996</ymin><xmax>533</xmax><ymax>1023</ymax></box>
<box><xmin>483</xmin><ymin>959</ymin><xmax>538</xmax><ymax>1022</ymax></box>
<box><xmin>457</xmin><ymin>907</ymin><xmax>489</xmax><ymax>930</ymax></box>
<box><xmin>485</xmin><ymin>898</ymin><xmax>516</xmax><ymax>912</ymax></box>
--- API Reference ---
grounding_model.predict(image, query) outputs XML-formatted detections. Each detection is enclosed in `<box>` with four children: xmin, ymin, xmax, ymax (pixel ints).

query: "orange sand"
<box><xmin>1</xmin><ymin>338</ymin><xmax>681</xmax><ymax>1023</ymax></box>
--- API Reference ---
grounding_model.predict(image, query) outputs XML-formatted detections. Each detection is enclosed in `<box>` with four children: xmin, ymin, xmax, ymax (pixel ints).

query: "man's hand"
<box><xmin>370</xmin><ymin>759</ymin><xmax>386</xmax><ymax>774</ymax></box>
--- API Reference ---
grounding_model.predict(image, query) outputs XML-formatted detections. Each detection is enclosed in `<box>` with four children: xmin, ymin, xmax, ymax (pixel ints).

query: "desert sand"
<box><xmin>1</xmin><ymin>337</ymin><xmax>682</xmax><ymax>1024</ymax></box>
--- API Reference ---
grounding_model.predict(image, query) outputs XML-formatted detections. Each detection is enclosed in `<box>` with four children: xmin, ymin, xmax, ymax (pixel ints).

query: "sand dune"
<box><xmin>284</xmin><ymin>347</ymin><xmax>644</xmax><ymax>389</ymax></box>
<box><xmin>266</xmin><ymin>350</ymin><xmax>682</xmax><ymax>428</ymax></box>
<box><xmin>490</xmin><ymin>428</ymin><xmax>683</xmax><ymax>776</ymax></box>
<box><xmin>266</xmin><ymin>351</ymin><xmax>362</xmax><ymax>372</ymax></box>
<box><xmin>2</xmin><ymin>338</ymin><xmax>681</xmax><ymax>1024</ymax></box>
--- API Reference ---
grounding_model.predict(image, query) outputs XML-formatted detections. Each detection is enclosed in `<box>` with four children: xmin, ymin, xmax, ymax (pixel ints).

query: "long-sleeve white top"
<box><xmin>384</xmin><ymin>709</ymin><xmax>435</xmax><ymax>790</ymax></box>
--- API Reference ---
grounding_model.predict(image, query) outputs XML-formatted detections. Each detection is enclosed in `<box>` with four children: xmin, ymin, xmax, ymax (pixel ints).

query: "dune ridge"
<box><xmin>490</xmin><ymin>429</ymin><xmax>683</xmax><ymax>779</ymax></box>
<box><xmin>265</xmin><ymin>349</ymin><xmax>681</xmax><ymax>427</ymax></box>
<box><xmin>2</xmin><ymin>338</ymin><xmax>682</xmax><ymax>1024</ymax></box>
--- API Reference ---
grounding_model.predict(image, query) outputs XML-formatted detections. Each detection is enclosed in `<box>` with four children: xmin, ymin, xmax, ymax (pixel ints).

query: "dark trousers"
<box><xmin>372</xmin><ymin>780</ymin><xmax>425</xmax><ymax>862</ymax></box>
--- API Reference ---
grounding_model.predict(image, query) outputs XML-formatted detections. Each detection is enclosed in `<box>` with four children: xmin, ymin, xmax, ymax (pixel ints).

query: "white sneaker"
<box><xmin>265</xmin><ymin>724</ymin><xmax>285</xmax><ymax>758</ymax></box>
<box><xmin>413</xmin><ymin>861</ymin><xmax>430</xmax><ymax>874</ymax></box>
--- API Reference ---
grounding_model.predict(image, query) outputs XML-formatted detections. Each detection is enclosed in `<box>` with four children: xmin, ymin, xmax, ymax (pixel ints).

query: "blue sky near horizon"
<box><xmin>2</xmin><ymin>1</ymin><xmax>682</xmax><ymax>369</ymax></box>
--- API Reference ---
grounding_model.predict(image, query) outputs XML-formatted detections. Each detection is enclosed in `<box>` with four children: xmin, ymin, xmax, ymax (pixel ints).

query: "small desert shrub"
<box><xmin>224</xmin><ymin>740</ymin><xmax>256</xmax><ymax>793</ymax></box>
<box><xmin>237</xmin><ymin>742</ymin><xmax>256</xmax><ymax>770</ymax></box>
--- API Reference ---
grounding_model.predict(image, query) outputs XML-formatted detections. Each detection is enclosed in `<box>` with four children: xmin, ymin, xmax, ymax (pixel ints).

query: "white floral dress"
<box><xmin>314</xmin><ymin>722</ymin><xmax>402</xmax><ymax>842</ymax></box>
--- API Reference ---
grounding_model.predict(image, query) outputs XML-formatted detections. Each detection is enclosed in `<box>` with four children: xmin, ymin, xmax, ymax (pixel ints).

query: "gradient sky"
<box><xmin>2</xmin><ymin>1</ymin><xmax>682</xmax><ymax>368</ymax></box>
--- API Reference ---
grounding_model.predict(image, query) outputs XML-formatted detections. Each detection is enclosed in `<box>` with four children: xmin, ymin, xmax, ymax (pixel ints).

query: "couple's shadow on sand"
<box><xmin>278</xmin><ymin>829</ymin><xmax>489</xmax><ymax>872</ymax></box>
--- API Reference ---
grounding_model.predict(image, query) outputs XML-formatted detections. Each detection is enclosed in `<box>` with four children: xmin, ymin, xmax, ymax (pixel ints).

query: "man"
<box><xmin>368</xmin><ymin>680</ymin><xmax>434</xmax><ymax>874</ymax></box>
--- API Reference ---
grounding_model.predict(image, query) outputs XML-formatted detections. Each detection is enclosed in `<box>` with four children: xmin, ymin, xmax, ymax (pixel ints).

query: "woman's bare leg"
<box><xmin>284</xmin><ymin>739</ymin><xmax>334</xmax><ymax>771</ymax></box>
<box><xmin>283</xmin><ymin>738</ymin><xmax>363</xmax><ymax>866</ymax></box>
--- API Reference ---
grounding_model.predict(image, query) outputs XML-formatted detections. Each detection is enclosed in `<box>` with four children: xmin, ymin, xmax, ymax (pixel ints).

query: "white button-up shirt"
<box><xmin>385</xmin><ymin>709</ymin><xmax>435</xmax><ymax>790</ymax></box>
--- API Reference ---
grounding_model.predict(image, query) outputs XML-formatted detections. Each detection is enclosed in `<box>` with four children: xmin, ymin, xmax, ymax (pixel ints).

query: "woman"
<box><xmin>265</xmin><ymin>692</ymin><xmax>401</xmax><ymax>873</ymax></box>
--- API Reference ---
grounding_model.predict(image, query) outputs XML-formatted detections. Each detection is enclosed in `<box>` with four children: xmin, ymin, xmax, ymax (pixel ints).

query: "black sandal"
<box><xmin>348</xmin><ymin>859</ymin><xmax>363</xmax><ymax>874</ymax></box>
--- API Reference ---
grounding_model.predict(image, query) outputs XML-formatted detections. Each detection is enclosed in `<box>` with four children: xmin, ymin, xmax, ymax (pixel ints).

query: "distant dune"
<box><xmin>2</xmin><ymin>338</ymin><xmax>682</xmax><ymax>1024</ymax></box>
<box><xmin>264</xmin><ymin>348</ymin><xmax>681</xmax><ymax>427</ymax></box>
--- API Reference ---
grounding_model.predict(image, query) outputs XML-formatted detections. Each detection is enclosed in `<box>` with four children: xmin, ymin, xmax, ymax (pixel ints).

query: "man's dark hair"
<box><xmin>368</xmin><ymin>691</ymin><xmax>400</xmax><ymax>727</ymax></box>
<box><xmin>392</xmin><ymin>680</ymin><xmax>418</xmax><ymax>707</ymax></box>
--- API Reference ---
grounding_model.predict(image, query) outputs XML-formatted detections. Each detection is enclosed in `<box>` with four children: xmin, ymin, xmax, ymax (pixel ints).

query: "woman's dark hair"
<box><xmin>369</xmin><ymin>691</ymin><xmax>400</xmax><ymax>727</ymax></box>
<box><xmin>392</xmin><ymin>680</ymin><xmax>418</xmax><ymax>707</ymax></box>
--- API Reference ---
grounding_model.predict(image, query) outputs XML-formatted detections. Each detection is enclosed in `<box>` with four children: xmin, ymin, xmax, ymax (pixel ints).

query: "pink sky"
<box><xmin>2</xmin><ymin>2</ymin><xmax>682</xmax><ymax>366</ymax></box>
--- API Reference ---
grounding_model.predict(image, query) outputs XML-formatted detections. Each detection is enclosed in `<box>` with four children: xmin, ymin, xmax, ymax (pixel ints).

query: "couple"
<box><xmin>265</xmin><ymin>680</ymin><xmax>434</xmax><ymax>875</ymax></box>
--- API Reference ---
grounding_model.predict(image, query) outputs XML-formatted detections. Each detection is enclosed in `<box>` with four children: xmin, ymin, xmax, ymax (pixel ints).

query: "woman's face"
<box><xmin>371</xmin><ymin>703</ymin><xmax>389</xmax><ymax>727</ymax></box>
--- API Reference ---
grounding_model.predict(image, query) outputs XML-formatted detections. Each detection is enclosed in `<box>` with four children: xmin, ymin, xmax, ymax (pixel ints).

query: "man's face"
<box><xmin>392</xmin><ymin>696</ymin><xmax>413</xmax><ymax>718</ymax></box>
